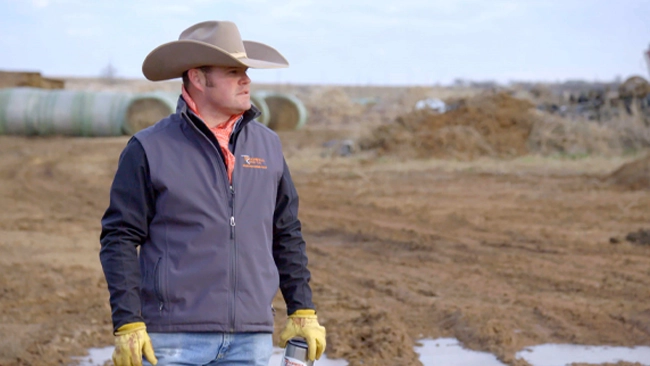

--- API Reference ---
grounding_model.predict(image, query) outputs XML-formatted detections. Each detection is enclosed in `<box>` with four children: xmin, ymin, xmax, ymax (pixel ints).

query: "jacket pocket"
<box><xmin>153</xmin><ymin>257</ymin><xmax>165</xmax><ymax>309</ymax></box>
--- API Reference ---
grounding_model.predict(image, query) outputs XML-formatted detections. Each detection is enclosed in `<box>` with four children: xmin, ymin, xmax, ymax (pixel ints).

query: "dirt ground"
<box><xmin>1</xmin><ymin>83</ymin><xmax>650</xmax><ymax>366</ymax></box>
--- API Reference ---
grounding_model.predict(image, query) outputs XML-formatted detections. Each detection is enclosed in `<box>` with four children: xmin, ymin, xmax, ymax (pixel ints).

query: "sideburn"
<box><xmin>200</xmin><ymin>67</ymin><xmax>214</xmax><ymax>88</ymax></box>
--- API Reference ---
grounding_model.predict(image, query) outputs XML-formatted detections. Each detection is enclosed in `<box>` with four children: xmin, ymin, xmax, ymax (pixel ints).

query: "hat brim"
<box><xmin>142</xmin><ymin>39</ymin><xmax>289</xmax><ymax>81</ymax></box>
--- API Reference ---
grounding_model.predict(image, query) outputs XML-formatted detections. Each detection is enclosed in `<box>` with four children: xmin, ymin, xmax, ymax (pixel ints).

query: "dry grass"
<box><xmin>529</xmin><ymin>111</ymin><xmax>650</xmax><ymax>157</ymax></box>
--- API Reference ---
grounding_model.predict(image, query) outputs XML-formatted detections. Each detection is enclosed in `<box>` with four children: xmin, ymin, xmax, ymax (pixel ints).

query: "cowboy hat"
<box><xmin>142</xmin><ymin>20</ymin><xmax>289</xmax><ymax>81</ymax></box>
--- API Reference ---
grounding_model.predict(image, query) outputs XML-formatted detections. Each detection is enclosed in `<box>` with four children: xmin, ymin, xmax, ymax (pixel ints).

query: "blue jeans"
<box><xmin>143</xmin><ymin>332</ymin><xmax>273</xmax><ymax>366</ymax></box>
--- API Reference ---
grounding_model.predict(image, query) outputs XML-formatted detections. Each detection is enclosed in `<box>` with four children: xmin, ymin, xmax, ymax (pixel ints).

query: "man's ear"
<box><xmin>188</xmin><ymin>68</ymin><xmax>206</xmax><ymax>92</ymax></box>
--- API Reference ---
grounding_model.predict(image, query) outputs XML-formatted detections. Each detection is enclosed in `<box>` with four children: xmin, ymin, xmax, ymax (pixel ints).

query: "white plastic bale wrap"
<box><xmin>0</xmin><ymin>88</ymin><xmax>176</xmax><ymax>136</ymax></box>
<box><xmin>0</xmin><ymin>88</ymin><xmax>131</xmax><ymax>136</ymax></box>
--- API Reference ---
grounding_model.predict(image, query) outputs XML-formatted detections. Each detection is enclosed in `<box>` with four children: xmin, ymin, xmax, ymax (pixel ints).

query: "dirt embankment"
<box><xmin>360</xmin><ymin>91</ymin><xmax>650</xmax><ymax>161</ymax></box>
<box><xmin>607</xmin><ymin>153</ymin><xmax>650</xmax><ymax>190</ymax></box>
<box><xmin>360</xmin><ymin>92</ymin><xmax>536</xmax><ymax>160</ymax></box>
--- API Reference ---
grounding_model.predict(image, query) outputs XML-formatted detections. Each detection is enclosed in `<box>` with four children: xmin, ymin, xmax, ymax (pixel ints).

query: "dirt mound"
<box><xmin>607</xmin><ymin>154</ymin><xmax>650</xmax><ymax>190</ymax></box>
<box><xmin>360</xmin><ymin>92</ymin><xmax>535</xmax><ymax>160</ymax></box>
<box><xmin>325</xmin><ymin>309</ymin><xmax>418</xmax><ymax>366</ymax></box>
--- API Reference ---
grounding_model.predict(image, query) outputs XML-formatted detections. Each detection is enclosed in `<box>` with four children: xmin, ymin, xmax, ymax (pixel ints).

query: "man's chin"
<box><xmin>230</xmin><ymin>104</ymin><xmax>251</xmax><ymax>115</ymax></box>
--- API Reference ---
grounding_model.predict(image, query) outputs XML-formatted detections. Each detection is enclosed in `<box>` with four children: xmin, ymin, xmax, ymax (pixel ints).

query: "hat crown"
<box><xmin>179</xmin><ymin>21</ymin><xmax>245</xmax><ymax>54</ymax></box>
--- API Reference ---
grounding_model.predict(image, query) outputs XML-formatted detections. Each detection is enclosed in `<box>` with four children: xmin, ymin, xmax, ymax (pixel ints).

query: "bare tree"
<box><xmin>101</xmin><ymin>62</ymin><xmax>118</xmax><ymax>85</ymax></box>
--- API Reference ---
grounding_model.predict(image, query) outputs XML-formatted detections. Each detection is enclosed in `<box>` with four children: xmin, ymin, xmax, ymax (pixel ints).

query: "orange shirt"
<box><xmin>181</xmin><ymin>86</ymin><xmax>242</xmax><ymax>183</ymax></box>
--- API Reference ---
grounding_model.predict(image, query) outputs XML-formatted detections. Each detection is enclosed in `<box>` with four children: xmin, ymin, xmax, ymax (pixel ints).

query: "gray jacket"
<box><xmin>99</xmin><ymin>97</ymin><xmax>314</xmax><ymax>333</ymax></box>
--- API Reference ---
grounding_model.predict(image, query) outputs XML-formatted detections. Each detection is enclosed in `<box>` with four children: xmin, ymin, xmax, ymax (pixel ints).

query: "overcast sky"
<box><xmin>1</xmin><ymin>0</ymin><xmax>649</xmax><ymax>85</ymax></box>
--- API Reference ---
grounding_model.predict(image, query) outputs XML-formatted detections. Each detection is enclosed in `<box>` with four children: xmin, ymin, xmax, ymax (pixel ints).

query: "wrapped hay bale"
<box><xmin>254</xmin><ymin>91</ymin><xmax>307</xmax><ymax>131</ymax></box>
<box><xmin>124</xmin><ymin>93</ymin><xmax>177</xmax><ymax>135</ymax></box>
<box><xmin>250</xmin><ymin>92</ymin><xmax>270</xmax><ymax>126</ymax></box>
<box><xmin>0</xmin><ymin>88</ymin><xmax>175</xmax><ymax>136</ymax></box>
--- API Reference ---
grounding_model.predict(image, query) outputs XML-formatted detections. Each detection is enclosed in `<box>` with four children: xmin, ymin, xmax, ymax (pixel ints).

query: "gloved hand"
<box><xmin>279</xmin><ymin>309</ymin><xmax>326</xmax><ymax>361</ymax></box>
<box><xmin>112</xmin><ymin>322</ymin><xmax>158</xmax><ymax>366</ymax></box>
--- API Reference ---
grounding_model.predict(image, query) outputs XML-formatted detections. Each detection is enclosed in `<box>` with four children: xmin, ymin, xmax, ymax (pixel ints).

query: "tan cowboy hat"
<box><xmin>142</xmin><ymin>20</ymin><xmax>289</xmax><ymax>81</ymax></box>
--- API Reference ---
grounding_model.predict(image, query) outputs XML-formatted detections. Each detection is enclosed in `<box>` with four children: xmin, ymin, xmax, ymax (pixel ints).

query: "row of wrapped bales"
<box><xmin>0</xmin><ymin>88</ymin><xmax>306</xmax><ymax>137</ymax></box>
<box><xmin>0</xmin><ymin>88</ymin><xmax>173</xmax><ymax>136</ymax></box>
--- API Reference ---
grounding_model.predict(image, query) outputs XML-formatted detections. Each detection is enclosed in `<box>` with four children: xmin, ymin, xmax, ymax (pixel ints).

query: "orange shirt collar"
<box><xmin>181</xmin><ymin>85</ymin><xmax>243</xmax><ymax>129</ymax></box>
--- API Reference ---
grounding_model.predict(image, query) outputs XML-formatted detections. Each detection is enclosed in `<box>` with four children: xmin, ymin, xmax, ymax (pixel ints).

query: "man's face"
<box><xmin>201</xmin><ymin>66</ymin><xmax>251</xmax><ymax>116</ymax></box>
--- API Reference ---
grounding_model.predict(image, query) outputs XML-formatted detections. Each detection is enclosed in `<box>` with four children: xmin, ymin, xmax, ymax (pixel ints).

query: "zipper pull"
<box><xmin>230</xmin><ymin>216</ymin><xmax>236</xmax><ymax>227</ymax></box>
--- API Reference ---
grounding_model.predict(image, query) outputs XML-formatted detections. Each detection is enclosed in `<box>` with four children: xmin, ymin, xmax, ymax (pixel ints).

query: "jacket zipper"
<box><xmin>183</xmin><ymin>110</ymin><xmax>242</xmax><ymax>332</ymax></box>
<box><xmin>229</xmin><ymin>118</ymin><xmax>244</xmax><ymax>332</ymax></box>
<box><xmin>229</xmin><ymin>184</ymin><xmax>236</xmax><ymax>332</ymax></box>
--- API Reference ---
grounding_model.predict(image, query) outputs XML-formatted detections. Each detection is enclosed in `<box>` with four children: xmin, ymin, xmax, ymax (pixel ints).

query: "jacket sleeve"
<box><xmin>99</xmin><ymin>137</ymin><xmax>155</xmax><ymax>331</ymax></box>
<box><xmin>273</xmin><ymin>158</ymin><xmax>315</xmax><ymax>315</ymax></box>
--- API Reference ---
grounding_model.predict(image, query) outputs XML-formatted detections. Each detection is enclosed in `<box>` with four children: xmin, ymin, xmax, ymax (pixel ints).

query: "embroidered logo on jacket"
<box><xmin>241</xmin><ymin>155</ymin><xmax>267</xmax><ymax>169</ymax></box>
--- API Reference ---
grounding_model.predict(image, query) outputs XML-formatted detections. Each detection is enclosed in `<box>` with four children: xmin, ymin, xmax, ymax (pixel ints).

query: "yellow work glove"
<box><xmin>279</xmin><ymin>309</ymin><xmax>326</xmax><ymax>361</ymax></box>
<box><xmin>112</xmin><ymin>322</ymin><xmax>158</xmax><ymax>366</ymax></box>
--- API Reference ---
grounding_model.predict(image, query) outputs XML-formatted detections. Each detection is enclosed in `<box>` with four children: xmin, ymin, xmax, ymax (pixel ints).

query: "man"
<box><xmin>99</xmin><ymin>20</ymin><xmax>326</xmax><ymax>366</ymax></box>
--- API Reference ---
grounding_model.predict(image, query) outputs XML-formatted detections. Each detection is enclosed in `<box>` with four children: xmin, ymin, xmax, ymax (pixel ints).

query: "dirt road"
<box><xmin>0</xmin><ymin>133</ymin><xmax>649</xmax><ymax>366</ymax></box>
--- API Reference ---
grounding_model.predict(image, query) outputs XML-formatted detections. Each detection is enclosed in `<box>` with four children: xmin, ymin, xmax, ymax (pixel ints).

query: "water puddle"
<box><xmin>516</xmin><ymin>343</ymin><xmax>650</xmax><ymax>366</ymax></box>
<box><xmin>268</xmin><ymin>346</ymin><xmax>348</xmax><ymax>365</ymax></box>
<box><xmin>415</xmin><ymin>338</ymin><xmax>507</xmax><ymax>366</ymax></box>
<box><xmin>73</xmin><ymin>346</ymin><xmax>348</xmax><ymax>366</ymax></box>
<box><xmin>74</xmin><ymin>340</ymin><xmax>650</xmax><ymax>366</ymax></box>
<box><xmin>416</xmin><ymin>338</ymin><xmax>650</xmax><ymax>366</ymax></box>
<box><xmin>74</xmin><ymin>347</ymin><xmax>113</xmax><ymax>366</ymax></box>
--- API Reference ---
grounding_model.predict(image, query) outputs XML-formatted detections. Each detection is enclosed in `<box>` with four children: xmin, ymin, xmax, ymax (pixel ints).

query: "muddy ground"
<box><xmin>1</xmin><ymin>84</ymin><xmax>650</xmax><ymax>365</ymax></box>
